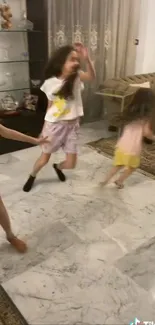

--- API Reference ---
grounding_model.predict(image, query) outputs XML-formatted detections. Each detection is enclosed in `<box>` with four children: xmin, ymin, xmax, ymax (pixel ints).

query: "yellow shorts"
<box><xmin>113</xmin><ymin>148</ymin><xmax>140</xmax><ymax>168</ymax></box>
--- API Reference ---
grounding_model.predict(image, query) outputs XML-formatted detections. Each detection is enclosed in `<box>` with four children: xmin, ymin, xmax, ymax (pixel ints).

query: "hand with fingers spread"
<box><xmin>74</xmin><ymin>42</ymin><xmax>89</xmax><ymax>61</ymax></box>
<box><xmin>74</xmin><ymin>42</ymin><xmax>95</xmax><ymax>81</ymax></box>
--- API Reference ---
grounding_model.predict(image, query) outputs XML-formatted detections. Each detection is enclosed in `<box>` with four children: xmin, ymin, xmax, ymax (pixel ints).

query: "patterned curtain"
<box><xmin>46</xmin><ymin>0</ymin><xmax>141</xmax><ymax>122</ymax></box>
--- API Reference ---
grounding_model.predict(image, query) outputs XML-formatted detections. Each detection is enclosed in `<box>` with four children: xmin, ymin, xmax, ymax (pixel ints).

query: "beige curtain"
<box><xmin>107</xmin><ymin>0</ymin><xmax>141</xmax><ymax>78</ymax></box>
<box><xmin>46</xmin><ymin>0</ymin><xmax>141</xmax><ymax>121</ymax></box>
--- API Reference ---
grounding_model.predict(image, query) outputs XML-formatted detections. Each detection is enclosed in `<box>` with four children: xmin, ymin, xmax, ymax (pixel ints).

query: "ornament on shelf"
<box><xmin>0</xmin><ymin>95</ymin><xmax>18</xmax><ymax>111</ymax></box>
<box><xmin>17</xmin><ymin>11</ymin><xmax>33</xmax><ymax>30</ymax></box>
<box><xmin>20</xmin><ymin>93</ymin><xmax>38</xmax><ymax>111</ymax></box>
<box><xmin>0</xmin><ymin>2</ymin><xmax>12</xmax><ymax>30</ymax></box>
<box><xmin>5</xmin><ymin>71</ymin><xmax>15</xmax><ymax>89</ymax></box>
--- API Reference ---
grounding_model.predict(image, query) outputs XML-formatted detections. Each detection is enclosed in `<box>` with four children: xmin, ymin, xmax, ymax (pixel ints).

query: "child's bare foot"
<box><xmin>7</xmin><ymin>236</ymin><xmax>27</xmax><ymax>253</ymax></box>
<box><xmin>114</xmin><ymin>180</ymin><xmax>124</xmax><ymax>189</ymax></box>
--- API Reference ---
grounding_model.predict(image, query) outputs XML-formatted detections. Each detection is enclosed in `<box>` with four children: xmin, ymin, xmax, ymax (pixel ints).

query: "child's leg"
<box><xmin>0</xmin><ymin>197</ymin><xmax>27</xmax><ymax>253</ymax></box>
<box><xmin>24</xmin><ymin>121</ymin><xmax>79</xmax><ymax>187</ymax></box>
<box><xmin>31</xmin><ymin>153</ymin><xmax>51</xmax><ymax>177</ymax></box>
<box><xmin>53</xmin><ymin>121</ymin><xmax>78</xmax><ymax>181</ymax></box>
<box><xmin>23</xmin><ymin>153</ymin><xmax>51</xmax><ymax>192</ymax></box>
<box><xmin>58</xmin><ymin>153</ymin><xmax>77</xmax><ymax>169</ymax></box>
<box><xmin>100</xmin><ymin>166</ymin><xmax>122</xmax><ymax>186</ymax></box>
<box><xmin>115</xmin><ymin>167</ymin><xmax>135</xmax><ymax>188</ymax></box>
<box><xmin>53</xmin><ymin>153</ymin><xmax>77</xmax><ymax>182</ymax></box>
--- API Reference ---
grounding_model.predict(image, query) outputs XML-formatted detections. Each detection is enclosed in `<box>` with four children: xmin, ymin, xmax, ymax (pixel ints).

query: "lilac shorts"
<box><xmin>41</xmin><ymin>119</ymin><xmax>79</xmax><ymax>154</ymax></box>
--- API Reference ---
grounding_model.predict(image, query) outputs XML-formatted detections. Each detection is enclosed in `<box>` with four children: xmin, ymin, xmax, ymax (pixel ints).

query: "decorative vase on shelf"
<box><xmin>0</xmin><ymin>2</ymin><xmax>13</xmax><ymax>30</ymax></box>
<box><xmin>5</xmin><ymin>71</ymin><xmax>15</xmax><ymax>89</ymax></box>
<box><xmin>17</xmin><ymin>11</ymin><xmax>33</xmax><ymax>30</ymax></box>
<box><xmin>0</xmin><ymin>95</ymin><xmax>18</xmax><ymax>111</ymax></box>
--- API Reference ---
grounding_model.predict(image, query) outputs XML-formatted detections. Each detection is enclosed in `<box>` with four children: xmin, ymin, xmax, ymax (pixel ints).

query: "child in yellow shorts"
<box><xmin>101</xmin><ymin>88</ymin><xmax>155</xmax><ymax>188</ymax></box>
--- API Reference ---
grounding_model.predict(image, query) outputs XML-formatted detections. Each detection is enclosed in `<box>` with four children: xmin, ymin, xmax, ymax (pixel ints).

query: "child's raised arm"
<box><xmin>74</xmin><ymin>43</ymin><xmax>96</xmax><ymax>81</ymax></box>
<box><xmin>0</xmin><ymin>124</ymin><xmax>48</xmax><ymax>145</ymax></box>
<box><xmin>79</xmin><ymin>55</ymin><xmax>96</xmax><ymax>82</ymax></box>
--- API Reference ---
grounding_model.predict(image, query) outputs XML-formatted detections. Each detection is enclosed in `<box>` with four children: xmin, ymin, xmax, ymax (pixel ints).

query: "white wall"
<box><xmin>135</xmin><ymin>0</ymin><xmax>155</xmax><ymax>74</ymax></box>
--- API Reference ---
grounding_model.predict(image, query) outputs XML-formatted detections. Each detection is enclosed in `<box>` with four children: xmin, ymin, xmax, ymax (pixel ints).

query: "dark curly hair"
<box><xmin>43</xmin><ymin>45</ymin><xmax>79</xmax><ymax>99</ymax></box>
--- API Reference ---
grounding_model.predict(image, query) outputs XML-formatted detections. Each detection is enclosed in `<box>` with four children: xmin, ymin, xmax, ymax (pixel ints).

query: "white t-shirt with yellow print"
<box><xmin>40</xmin><ymin>76</ymin><xmax>84</xmax><ymax>122</ymax></box>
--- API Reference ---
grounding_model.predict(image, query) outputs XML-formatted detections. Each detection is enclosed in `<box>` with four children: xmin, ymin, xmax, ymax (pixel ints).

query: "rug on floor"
<box><xmin>88</xmin><ymin>137</ymin><xmax>155</xmax><ymax>177</ymax></box>
<box><xmin>0</xmin><ymin>285</ymin><xmax>28</xmax><ymax>325</ymax></box>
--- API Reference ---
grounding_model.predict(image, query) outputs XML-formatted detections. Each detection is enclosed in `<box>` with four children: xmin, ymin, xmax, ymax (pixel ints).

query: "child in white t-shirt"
<box><xmin>23</xmin><ymin>43</ymin><xmax>95</xmax><ymax>192</ymax></box>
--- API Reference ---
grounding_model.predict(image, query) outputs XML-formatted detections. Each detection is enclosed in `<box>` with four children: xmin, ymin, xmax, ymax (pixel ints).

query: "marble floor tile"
<box><xmin>108</xmin><ymin>298</ymin><xmax>155</xmax><ymax>325</ymax></box>
<box><xmin>0</xmin><ymin>221</ymin><xmax>81</xmax><ymax>283</ymax></box>
<box><xmin>0</xmin><ymin>174</ymin><xmax>11</xmax><ymax>182</ymax></box>
<box><xmin>3</xmin><ymin>243</ymin><xmax>155</xmax><ymax>325</ymax></box>
<box><xmin>102</xmin><ymin>212</ymin><xmax>155</xmax><ymax>253</ymax></box>
<box><xmin>1</xmin><ymin>120</ymin><xmax>155</xmax><ymax>324</ymax></box>
<box><xmin>119</xmin><ymin>179</ymin><xmax>155</xmax><ymax>210</ymax></box>
<box><xmin>116</xmin><ymin>236</ymin><xmax>155</xmax><ymax>297</ymax></box>
<box><xmin>100</xmin><ymin>182</ymin><xmax>155</xmax><ymax>251</ymax></box>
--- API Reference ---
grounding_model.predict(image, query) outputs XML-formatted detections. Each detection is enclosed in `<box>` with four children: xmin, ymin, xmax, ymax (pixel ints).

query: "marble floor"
<box><xmin>1</xmin><ymin>121</ymin><xmax>155</xmax><ymax>324</ymax></box>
